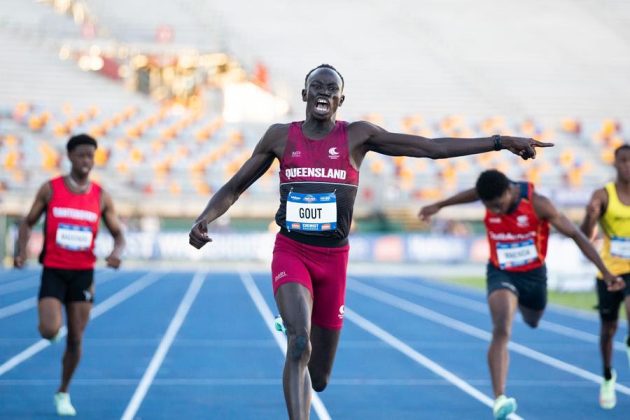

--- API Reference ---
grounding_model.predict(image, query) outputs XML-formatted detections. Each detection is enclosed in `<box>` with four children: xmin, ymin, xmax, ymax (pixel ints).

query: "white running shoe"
<box><xmin>493</xmin><ymin>394</ymin><xmax>517</xmax><ymax>419</ymax></box>
<box><xmin>54</xmin><ymin>392</ymin><xmax>76</xmax><ymax>416</ymax></box>
<box><xmin>599</xmin><ymin>370</ymin><xmax>617</xmax><ymax>409</ymax></box>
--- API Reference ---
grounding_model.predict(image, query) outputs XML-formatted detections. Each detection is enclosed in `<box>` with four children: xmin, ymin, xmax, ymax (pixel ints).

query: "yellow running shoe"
<box><xmin>493</xmin><ymin>394</ymin><xmax>517</xmax><ymax>419</ymax></box>
<box><xmin>599</xmin><ymin>370</ymin><xmax>617</xmax><ymax>409</ymax></box>
<box><xmin>54</xmin><ymin>392</ymin><xmax>76</xmax><ymax>416</ymax></box>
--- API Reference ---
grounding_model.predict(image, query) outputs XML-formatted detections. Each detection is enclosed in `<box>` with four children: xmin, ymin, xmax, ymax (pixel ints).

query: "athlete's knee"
<box><xmin>600</xmin><ymin>321</ymin><xmax>617</xmax><ymax>340</ymax></box>
<box><xmin>65</xmin><ymin>334</ymin><xmax>83</xmax><ymax>352</ymax></box>
<box><xmin>288</xmin><ymin>334</ymin><xmax>311</xmax><ymax>362</ymax></box>
<box><xmin>492</xmin><ymin>323</ymin><xmax>511</xmax><ymax>340</ymax></box>
<box><xmin>38</xmin><ymin>323</ymin><xmax>61</xmax><ymax>340</ymax></box>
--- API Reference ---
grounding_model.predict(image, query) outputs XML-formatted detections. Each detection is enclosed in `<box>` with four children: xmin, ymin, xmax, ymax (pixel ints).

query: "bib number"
<box><xmin>610</xmin><ymin>236</ymin><xmax>630</xmax><ymax>259</ymax></box>
<box><xmin>56</xmin><ymin>224</ymin><xmax>93</xmax><ymax>251</ymax></box>
<box><xmin>286</xmin><ymin>192</ymin><xmax>337</xmax><ymax>232</ymax></box>
<box><xmin>496</xmin><ymin>239</ymin><xmax>538</xmax><ymax>269</ymax></box>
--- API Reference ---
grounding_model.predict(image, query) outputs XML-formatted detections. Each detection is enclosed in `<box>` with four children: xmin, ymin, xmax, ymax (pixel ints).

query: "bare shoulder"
<box><xmin>37</xmin><ymin>181</ymin><xmax>53</xmax><ymax>203</ymax></box>
<box><xmin>347</xmin><ymin>120</ymin><xmax>385</xmax><ymax>136</ymax></box>
<box><xmin>256</xmin><ymin>123</ymin><xmax>290</xmax><ymax>155</ymax></box>
<box><xmin>531</xmin><ymin>191</ymin><xmax>556</xmax><ymax>217</ymax></box>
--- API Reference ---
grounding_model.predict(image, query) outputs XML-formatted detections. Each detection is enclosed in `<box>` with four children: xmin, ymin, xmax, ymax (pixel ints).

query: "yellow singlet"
<box><xmin>599</xmin><ymin>182</ymin><xmax>630</xmax><ymax>277</ymax></box>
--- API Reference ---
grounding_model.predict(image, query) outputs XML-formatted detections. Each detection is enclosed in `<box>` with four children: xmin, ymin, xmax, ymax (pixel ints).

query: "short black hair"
<box><xmin>304</xmin><ymin>64</ymin><xmax>344</xmax><ymax>89</ymax></box>
<box><xmin>614</xmin><ymin>144</ymin><xmax>630</xmax><ymax>157</ymax></box>
<box><xmin>67</xmin><ymin>134</ymin><xmax>97</xmax><ymax>152</ymax></box>
<box><xmin>475</xmin><ymin>170</ymin><xmax>510</xmax><ymax>201</ymax></box>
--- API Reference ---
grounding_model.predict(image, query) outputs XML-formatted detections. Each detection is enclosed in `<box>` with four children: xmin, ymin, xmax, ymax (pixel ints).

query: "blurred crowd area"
<box><xmin>1</xmin><ymin>0</ymin><xmax>629</xmax><ymax>232</ymax></box>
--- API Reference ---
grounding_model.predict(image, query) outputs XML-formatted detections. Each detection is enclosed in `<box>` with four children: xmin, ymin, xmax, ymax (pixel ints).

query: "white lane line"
<box><xmin>0</xmin><ymin>297</ymin><xmax>36</xmax><ymax>320</ymax></box>
<box><xmin>0</xmin><ymin>271</ymin><xmax>163</xmax><ymax>377</ymax></box>
<box><xmin>345</xmin><ymin>308</ymin><xmax>523</xmax><ymax>420</ymax></box>
<box><xmin>239</xmin><ymin>271</ymin><xmax>332</xmax><ymax>420</ymax></box>
<box><xmin>348</xmin><ymin>279</ymin><xmax>630</xmax><ymax>396</ymax></box>
<box><xmin>121</xmin><ymin>271</ymin><xmax>206</xmax><ymax>420</ymax></box>
<box><xmin>0</xmin><ymin>276</ymin><xmax>39</xmax><ymax>296</ymax></box>
<box><xmin>375</xmin><ymin>278</ymin><xmax>628</xmax><ymax>351</ymax></box>
<box><xmin>0</xmin><ymin>270</ymin><xmax>119</xmax><ymax>321</ymax></box>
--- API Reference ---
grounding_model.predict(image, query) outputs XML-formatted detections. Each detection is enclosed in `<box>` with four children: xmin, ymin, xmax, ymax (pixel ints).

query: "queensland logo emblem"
<box><xmin>292</xmin><ymin>150</ymin><xmax>301</xmax><ymax>158</ymax></box>
<box><xmin>516</xmin><ymin>215</ymin><xmax>529</xmax><ymax>227</ymax></box>
<box><xmin>304</xmin><ymin>195</ymin><xmax>316</xmax><ymax>203</ymax></box>
<box><xmin>328</xmin><ymin>147</ymin><xmax>340</xmax><ymax>159</ymax></box>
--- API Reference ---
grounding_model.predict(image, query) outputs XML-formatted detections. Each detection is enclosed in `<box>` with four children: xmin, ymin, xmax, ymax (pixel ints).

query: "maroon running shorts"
<box><xmin>271</xmin><ymin>233</ymin><xmax>349</xmax><ymax>329</ymax></box>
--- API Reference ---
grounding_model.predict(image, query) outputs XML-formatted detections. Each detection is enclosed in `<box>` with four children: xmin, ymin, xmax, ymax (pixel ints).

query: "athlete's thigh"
<box><xmin>487</xmin><ymin>289</ymin><xmax>518</xmax><ymax>327</ymax></box>
<box><xmin>275</xmin><ymin>282</ymin><xmax>313</xmax><ymax>335</ymax></box>
<box><xmin>38</xmin><ymin>297</ymin><xmax>63</xmax><ymax>331</ymax></box>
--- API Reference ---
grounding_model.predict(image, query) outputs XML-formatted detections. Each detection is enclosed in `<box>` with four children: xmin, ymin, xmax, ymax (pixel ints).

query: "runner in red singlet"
<box><xmin>14</xmin><ymin>134</ymin><xmax>125</xmax><ymax>416</ymax></box>
<box><xmin>189</xmin><ymin>64</ymin><xmax>553</xmax><ymax>420</ymax></box>
<box><xmin>420</xmin><ymin>169</ymin><xmax>624</xmax><ymax>419</ymax></box>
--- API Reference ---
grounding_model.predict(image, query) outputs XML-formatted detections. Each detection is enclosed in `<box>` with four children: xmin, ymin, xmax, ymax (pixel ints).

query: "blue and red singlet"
<box><xmin>40</xmin><ymin>176</ymin><xmax>102</xmax><ymax>270</ymax></box>
<box><xmin>485</xmin><ymin>182</ymin><xmax>550</xmax><ymax>272</ymax></box>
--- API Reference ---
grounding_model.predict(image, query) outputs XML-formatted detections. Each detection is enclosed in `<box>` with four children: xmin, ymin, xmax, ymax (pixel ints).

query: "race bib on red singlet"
<box><xmin>56</xmin><ymin>224</ymin><xmax>93</xmax><ymax>251</ymax></box>
<box><xmin>496</xmin><ymin>239</ymin><xmax>538</xmax><ymax>269</ymax></box>
<box><xmin>286</xmin><ymin>192</ymin><xmax>337</xmax><ymax>232</ymax></box>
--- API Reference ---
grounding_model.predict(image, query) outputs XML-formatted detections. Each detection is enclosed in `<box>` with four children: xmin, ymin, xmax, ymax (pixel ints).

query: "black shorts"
<box><xmin>487</xmin><ymin>263</ymin><xmax>547</xmax><ymax>311</ymax></box>
<box><xmin>39</xmin><ymin>267</ymin><xmax>95</xmax><ymax>304</ymax></box>
<box><xmin>596</xmin><ymin>273</ymin><xmax>630</xmax><ymax>321</ymax></box>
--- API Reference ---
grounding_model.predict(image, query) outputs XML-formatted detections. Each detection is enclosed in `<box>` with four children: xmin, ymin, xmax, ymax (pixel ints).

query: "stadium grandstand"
<box><xmin>1</xmin><ymin>0</ymin><xmax>630</xmax><ymax>259</ymax></box>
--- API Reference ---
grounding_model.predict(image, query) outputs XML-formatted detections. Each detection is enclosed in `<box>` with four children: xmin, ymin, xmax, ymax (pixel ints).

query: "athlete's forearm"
<box><xmin>194</xmin><ymin>185</ymin><xmax>240</xmax><ymax>225</ymax></box>
<box><xmin>436</xmin><ymin>188</ymin><xmax>479</xmax><ymax>209</ymax></box>
<box><xmin>16</xmin><ymin>220</ymin><xmax>32</xmax><ymax>258</ymax></box>
<box><xmin>427</xmin><ymin>137</ymin><xmax>497</xmax><ymax>159</ymax></box>
<box><xmin>579</xmin><ymin>212</ymin><xmax>598</xmax><ymax>240</ymax></box>
<box><xmin>572</xmin><ymin>231</ymin><xmax>610</xmax><ymax>275</ymax></box>
<box><xmin>110</xmin><ymin>232</ymin><xmax>126</xmax><ymax>258</ymax></box>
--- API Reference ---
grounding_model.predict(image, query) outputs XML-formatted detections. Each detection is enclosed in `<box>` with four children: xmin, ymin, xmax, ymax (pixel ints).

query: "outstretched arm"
<box><xmin>419</xmin><ymin>188</ymin><xmax>479</xmax><ymax>222</ymax></box>
<box><xmin>533</xmin><ymin>193</ymin><xmax>624</xmax><ymax>291</ymax></box>
<box><xmin>101</xmin><ymin>190</ymin><xmax>126</xmax><ymax>268</ymax></box>
<box><xmin>189</xmin><ymin>125</ymin><xmax>280</xmax><ymax>249</ymax></box>
<box><xmin>14</xmin><ymin>183</ymin><xmax>51</xmax><ymax>268</ymax></box>
<box><xmin>353</xmin><ymin>121</ymin><xmax>553</xmax><ymax>161</ymax></box>
<box><xmin>580</xmin><ymin>189</ymin><xmax>607</xmax><ymax>240</ymax></box>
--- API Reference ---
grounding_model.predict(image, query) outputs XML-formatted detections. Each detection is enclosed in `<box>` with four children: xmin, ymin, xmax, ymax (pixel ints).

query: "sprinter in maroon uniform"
<box><xmin>420</xmin><ymin>169</ymin><xmax>624</xmax><ymax>419</ymax></box>
<box><xmin>190</xmin><ymin>64</ymin><xmax>553</xmax><ymax>420</ymax></box>
<box><xmin>15</xmin><ymin>134</ymin><xmax>125</xmax><ymax>416</ymax></box>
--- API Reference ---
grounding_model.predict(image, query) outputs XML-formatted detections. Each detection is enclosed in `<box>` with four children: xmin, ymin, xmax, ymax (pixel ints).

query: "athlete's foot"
<box><xmin>493</xmin><ymin>395</ymin><xmax>517</xmax><ymax>419</ymax></box>
<box><xmin>274</xmin><ymin>315</ymin><xmax>286</xmax><ymax>336</ymax></box>
<box><xmin>54</xmin><ymin>392</ymin><xmax>76</xmax><ymax>416</ymax></box>
<box><xmin>599</xmin><ymin>370</ymin><xmax>617</xmax><ymax>409</ymax></box>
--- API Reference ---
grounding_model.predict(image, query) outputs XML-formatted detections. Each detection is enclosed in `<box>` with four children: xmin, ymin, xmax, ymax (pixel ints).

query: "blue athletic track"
<box><xmin>0</xmin><ymin>267</ymin><xmax>628</xmax><ymax>419</ymax></box>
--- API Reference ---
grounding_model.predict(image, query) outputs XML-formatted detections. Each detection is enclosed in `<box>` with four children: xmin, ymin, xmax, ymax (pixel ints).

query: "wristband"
<box><xmin>492</xmin><ymin>134</ymin><xmax>502</xmax><ymax>151</ymax></box>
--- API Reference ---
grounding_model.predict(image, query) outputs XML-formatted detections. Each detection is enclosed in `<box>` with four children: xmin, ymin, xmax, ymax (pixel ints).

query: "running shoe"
<box><xmin>493</xmin><ymin>394</ymin><xmax>517</xmax><ymax>419</ymax></box>
<box><xmin>274</xmin><ymin>315</ymin><xmax>287</xmax><ymax>336</ymax></box>
<box><xmin>626</xmin><ymin>340</ymin><xmax>630</xmax><ymax>369</ymax></box>
<box><xmin>54</xmin><ymin>392</ymin><xmax>76</xmax><ymax>416</ymax></box>
<box><xmin>599</xmin><ymin>370</ymin><xmax>617</xmax><ymax>409</ymax></box>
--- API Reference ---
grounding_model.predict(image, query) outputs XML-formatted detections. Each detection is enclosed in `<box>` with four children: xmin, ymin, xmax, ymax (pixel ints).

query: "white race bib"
<box><xmin>56</xmin><ymin>224</ymin><xmax>93</xmax><ymax>251</ymax></box>
<box><xmin>610</xmin><ymin>236</ymin><xmax>630</xmax><ymax>259</ymax></box>
<box><xmin>496</xmin><ymin>240</ymin><xmax>538</xmax><ymax>269</ymax></box>
<box><xmin>286</xmin><ymin>192</ymin><xmax>337</xmax><ymax>232</ymax></box>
